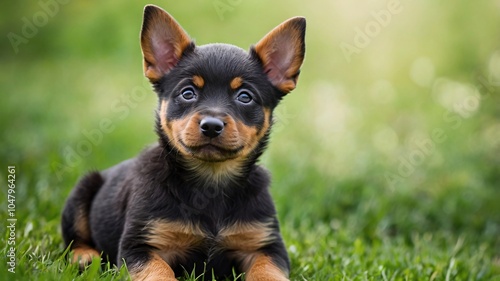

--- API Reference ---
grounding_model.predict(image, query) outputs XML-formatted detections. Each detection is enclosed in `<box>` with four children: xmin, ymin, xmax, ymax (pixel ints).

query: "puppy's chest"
<box><xmin>145</xmin><ymin>220</ymin><xmax>274</xmax><ymax>264</ymax></box>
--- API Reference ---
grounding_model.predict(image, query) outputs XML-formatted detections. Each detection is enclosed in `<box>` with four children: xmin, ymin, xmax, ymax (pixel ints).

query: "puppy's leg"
<box><xmin>228</xmin><ymin>218</ymin><xmax>290</xmax><ymax>281</ymax></box>
<box><xmin>127</xmin><ymin>252</ymin><xmax>177</xmax><ymax>281</ymax></box>
<box><xmin>118</xmin><ymin>225</ymin><xmax>177</xmax><ymax>281</ymax></box>
<box><xmin>245</xmin><ymin>254</ymin><xmax>289</xmax><ymax>281</ymax></box>
<box><xmin>61</xmin><ymin>172</ymin><xmax>103</xmax><ymax>268</ymax></box>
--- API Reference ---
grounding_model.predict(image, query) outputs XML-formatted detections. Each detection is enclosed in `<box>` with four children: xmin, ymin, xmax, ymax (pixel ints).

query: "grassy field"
<box><xmin>1</xmin><ymin>0</ymin><xmax>500</xmax><ymax>280</ymax></box>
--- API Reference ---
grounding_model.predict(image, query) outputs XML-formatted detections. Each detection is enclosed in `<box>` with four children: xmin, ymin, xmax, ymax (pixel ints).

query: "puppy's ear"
<box><xmin>140</xmin><ymin>5</ymin><xmax>193</xmax><ymax>82</ymax></box>
<box><xmin>253</xmin><ymin>17</ymin><xmax>306</xmax><ymax>94</ymax></box>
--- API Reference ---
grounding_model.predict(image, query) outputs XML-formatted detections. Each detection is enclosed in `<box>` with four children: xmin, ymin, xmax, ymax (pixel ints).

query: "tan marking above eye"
<box><xmin>230</xmin><ymin>77</ymin><xmax>243</xmax><ymax>90</ymax></box>
<box><xmin>192</xmin><ymin>75</ymin><xmax>205</xmax><ymax>88</ymax></box>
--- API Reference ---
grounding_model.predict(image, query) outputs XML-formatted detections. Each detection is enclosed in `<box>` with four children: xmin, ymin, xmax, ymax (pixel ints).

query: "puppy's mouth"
<box><xmin>180</xmin><ymin>141</ymin><xmax>243</xmax><ymax>162</ymax></box>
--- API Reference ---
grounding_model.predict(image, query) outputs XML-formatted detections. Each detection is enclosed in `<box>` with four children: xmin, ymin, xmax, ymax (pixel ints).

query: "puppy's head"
<box><xmin>140</xmin><ymin>5</ymin><xmax>305</xmax><ymax>178</ymax></box>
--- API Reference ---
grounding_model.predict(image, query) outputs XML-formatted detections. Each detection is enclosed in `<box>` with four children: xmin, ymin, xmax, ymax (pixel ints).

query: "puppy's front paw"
<box><xmin>129</xmin><ymin>253</ymin><xmax>177</xmax><ymax>281</ymax></box>
<box><xmin>245</xmin><ymin>255</ymin><xmax>289</xmax><ymax>281</ymax></box>
<box><xmin>71</xmin><ymin>246</ymin><xmax>101</xmax><ymax>270</ymax></box>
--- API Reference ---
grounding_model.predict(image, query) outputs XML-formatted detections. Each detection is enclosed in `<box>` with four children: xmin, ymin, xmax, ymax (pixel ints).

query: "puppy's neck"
<box><xmin>180</xmin><ymin>157</ymin><xmax>248</xmax><ymax>187</ymax></box>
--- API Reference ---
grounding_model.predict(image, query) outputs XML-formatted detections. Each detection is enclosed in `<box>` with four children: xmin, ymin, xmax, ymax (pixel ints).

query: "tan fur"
<box><xmin>71</xmin><ymin>246</ymin><xmax>100</xmax><ymax>267</ymax></box>
<box><xmin>74</xmin><ymin>208</ymin><xmax>90</xmax><ymax>241</ymax></box>
<box><xmin>236</xmin><ymin>108</ymin><xmax>271</xmax><ymax>160</ymax></box>
<box><xmin>219</xmin><ymin>220</ymin><xmax>276</xmax><ymax>271</ymax></box>
<box><xmin>182</xmin><ymin>158</ymin><xmax>246</xmax><ymax>185</ymax></box>
<box><xmin>144</xmin><ymin>220</ymin><xmax>205</xmax><ymax>265</ymax></box>
<box><xmin>141</xmin><ymin>6</ymin><xmax>191</xmax><ymax>82</ymax></box>
<box><xmin>159</xmin><ymin>100</ymin><xmax>190</xmax><ymax>157</ymax></box>
<box><xmin>245</xmin><ymin>255</ymin><xmax>289</xmax><ymax>281</ymax></box>
<box><xmin>192</xmin><ymin>75</ymin><xmax>205</xmax><ymax>88</ymax></box>
<box><xmin>71</xmin><ymin>209</ymin><xmax>99</xmax><ymax>268</ymax></box>
<box><xmin>129</xmin><ymin>252</ymin><xmax>177</xmax><ymax>281</ymax></box>
<box><xmin>144</xmin><ymin>220</ymin><xmax>278</xmax><ymax>278</ymax></box>
<box><xmin>254</xmin><ymin>17</ymin><xmax>304</xmax><ymax>93</ymax></box>
<box><xmin>159</xmin><ymin>100</ymin><xmax>272</xmax><ymax>184</ymax></box>
<box><xmin>220</xmin><ymin>220</ymin><xmax>275</xmax><ymax>252</ymax></box>
<box><xmin>230</xmin><ymin>76</ymin><xmax>243</xmax><ymax>90</ymax></box>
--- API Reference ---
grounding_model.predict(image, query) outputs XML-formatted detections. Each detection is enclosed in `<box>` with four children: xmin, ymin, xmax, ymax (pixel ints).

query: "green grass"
<box><xmin>1</xmin><ymin>0</ymin><xmax>500</xmax><ymax>280</ymax></box>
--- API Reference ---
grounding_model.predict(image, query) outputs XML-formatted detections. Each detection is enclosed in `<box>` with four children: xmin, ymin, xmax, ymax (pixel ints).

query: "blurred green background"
<box><xmin>1</xmin><ymin>0</ymin><xmax>500</xmax><ymax>280</ymax></box>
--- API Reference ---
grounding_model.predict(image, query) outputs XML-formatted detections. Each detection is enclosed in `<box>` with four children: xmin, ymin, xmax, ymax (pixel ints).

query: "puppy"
<box><xmin>61</xmin><ymin>4</ymin><xmax>305</xmax><ymax>280</ymax></box>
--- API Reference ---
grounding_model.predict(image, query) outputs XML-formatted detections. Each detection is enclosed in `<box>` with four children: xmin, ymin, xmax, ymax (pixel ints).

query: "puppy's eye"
<box><xmin>181</xmin><ymin>88</ymin><xmax>196</xmax><ymax>101</ymax></box>
<box><xmin>236</xmin><ymin>90</ymin><xmax>253</xmax><ymax>104</ymax></box>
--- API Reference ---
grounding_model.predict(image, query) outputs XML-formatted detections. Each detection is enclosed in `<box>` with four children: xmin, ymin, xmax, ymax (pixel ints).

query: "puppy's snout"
<box><xmin>200</xmin><ymin>117</ymin><xmax>224</xmax><ymax>138</ymax></box>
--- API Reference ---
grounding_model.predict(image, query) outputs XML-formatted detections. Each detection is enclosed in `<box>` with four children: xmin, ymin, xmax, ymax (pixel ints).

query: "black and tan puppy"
<box><xmin>61</xmin><ymin>4</ymin><xmax>305</xmax><ymax>280</ymax></box>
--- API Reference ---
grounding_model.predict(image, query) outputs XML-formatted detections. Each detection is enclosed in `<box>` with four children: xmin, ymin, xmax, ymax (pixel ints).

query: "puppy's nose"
<box><xmin>200</xmin><ymin>117</ymin><xmax>224</xmax><ymax>138</ymax></box>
